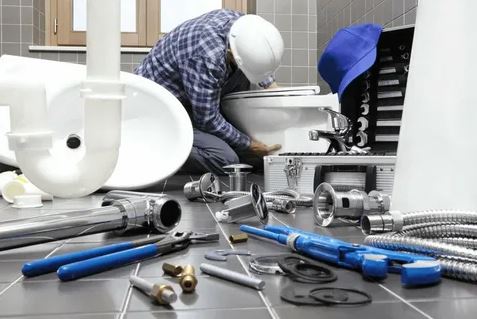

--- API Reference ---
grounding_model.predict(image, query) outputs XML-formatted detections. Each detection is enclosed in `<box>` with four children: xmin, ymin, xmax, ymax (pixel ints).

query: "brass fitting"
<box><xmin>180</xmin><ymin>264</ymin><xmax>197</xmax><ymax>293</ymax></box>
<box><xmin>151</xmin><ymin>284</ymin><xmax>177</xmax><ymax>305</ymax></box>
<box><xmin>162</xmin><ymin>262</ymin><xmax>183</xmax><ymax>277</ymax></box>
<box><xmin>229</xmin><ymin>233</ymin><xmax>248</xmax><ymax>244</ymax></box>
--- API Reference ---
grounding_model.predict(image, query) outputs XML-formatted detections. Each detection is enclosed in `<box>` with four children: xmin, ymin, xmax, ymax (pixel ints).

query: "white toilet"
<box><xmin>221</xmin><ymin>86</ymin><xmax>340</xmax><ymax>154</ymax></box>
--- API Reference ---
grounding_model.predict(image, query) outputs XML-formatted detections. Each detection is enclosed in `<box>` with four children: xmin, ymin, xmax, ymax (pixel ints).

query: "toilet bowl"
<box><xmin>0</xmin><ymin>55</ymin><xmax>193</xmax><ymax>190</ymax></box>
<box><xmin>221</xmin><ymin>86</ymin><xmax>340</xmax><ymax>154</ymax></box>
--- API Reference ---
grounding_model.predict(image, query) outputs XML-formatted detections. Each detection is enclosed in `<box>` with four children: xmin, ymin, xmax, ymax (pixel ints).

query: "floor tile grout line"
<box><xmin>378</xmin><ymin>284</ymin><xmax>434</xmax><ymax>319</ymax></box>
<box><xmin>270</xmin><ymin>212</ymin><xmax>435</xmax><ymax>318</ymax></box>
<box><xmin>193</xmin><ymin>175</ymin><xmax>280</xmax><ymax>319</ymax></box>
<box><xmin>0</xmin><ymin>239</ymin><xmax>69</xmax><ymax>297</ymax></box>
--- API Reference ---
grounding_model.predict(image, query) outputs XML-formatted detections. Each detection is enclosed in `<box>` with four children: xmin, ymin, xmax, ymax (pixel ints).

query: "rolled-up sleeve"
<box><xmin>179</xmin><ymin>57</ymin><xmax>251</xmax><ymax>150</ymax></box>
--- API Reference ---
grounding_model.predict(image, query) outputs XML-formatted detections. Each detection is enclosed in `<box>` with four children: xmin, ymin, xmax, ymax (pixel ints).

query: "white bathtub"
<box><xmin>0</xmin><ymin>55</ymin><xmax>193</xmax><ymax>190</ymax></box>
<box><xmin>221</xmin><ymin>86</ymin><xmax>340</xmax><ymax>154</ymax></box>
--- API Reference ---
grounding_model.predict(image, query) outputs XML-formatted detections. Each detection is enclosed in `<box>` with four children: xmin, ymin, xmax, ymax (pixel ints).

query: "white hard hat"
<box><xmin>228</xmin><ymin>15</ymin><xmax>284</xmax><ymax>85</ymax></box>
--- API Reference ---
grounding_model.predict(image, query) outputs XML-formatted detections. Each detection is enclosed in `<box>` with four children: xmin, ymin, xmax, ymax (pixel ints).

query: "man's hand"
<box><xmin>249</xmin><ymin>140</ymin><xmax>281</xmax><ymax>156</ymax></box>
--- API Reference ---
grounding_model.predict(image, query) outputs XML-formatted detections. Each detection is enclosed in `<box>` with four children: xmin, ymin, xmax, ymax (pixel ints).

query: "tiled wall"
<box><xmin>316</xmin><ymin>0</ymin><xmax>418</xmax><ymax>93</ymax></box>
<box><xmin>256</xmin><ymin>0</ymin><xmax>318</xmax><ymax>86</ymax></box>
<box><xmin>0</xmin><ymin>0</ymin><xmax>44</xmax><ymax>56</ymax></box>
<box><xmin>0</xmin><ymin>0</ymin><xmax>146</xmax><ymax>72</ymax></box>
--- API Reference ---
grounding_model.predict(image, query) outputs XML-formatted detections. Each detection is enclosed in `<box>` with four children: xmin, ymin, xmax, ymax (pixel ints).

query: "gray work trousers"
<box><xmin>181</xmin><ymin>129</ymin><xmax>240</xmax><ymax>175</ymax></box>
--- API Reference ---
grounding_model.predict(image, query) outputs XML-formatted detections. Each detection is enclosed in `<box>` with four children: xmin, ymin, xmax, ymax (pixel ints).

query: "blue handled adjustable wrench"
<box><xmin>239</xmin><ymin>225</ymin><xmax>441</xmax><ymax>287</ymax></box>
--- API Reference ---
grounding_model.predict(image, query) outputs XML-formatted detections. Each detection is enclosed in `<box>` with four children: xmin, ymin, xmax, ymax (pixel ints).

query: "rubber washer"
<box><xmin>277</xmin><ymin>255</ymin><xmax>337</xmax><ymax>283</ymax></box>
<box><xmin>309</xmin><ymin>287</ymin><xmax>372</xmax><ymax>305</ymax></box>
<box><xmin>280</xmin><ymin>286</ymin><xmax>325</xmax><ymax>306</ymax></box>
<box><xmin>291</xmin><ymin>263</ymin><xmax>337</xmax><ymax>283</ymax></box>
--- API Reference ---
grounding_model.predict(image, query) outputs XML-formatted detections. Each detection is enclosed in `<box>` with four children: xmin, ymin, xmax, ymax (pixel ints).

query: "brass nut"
<box><xmin>162</xmin><ymin>262</ymin><xmax>183</xmax><ymax>277</ymax></box>
<box><xmin>180</xmin><ymin>264</ymin><xmax>197</xmax><ymax>293</ymax></box>
<box><xmin>229</xmin><ymin>233</ymin><xmax>248</xmax><ymax>244</ymax></box>
<box><xmin>151</xmin><ymin>284</ymin><xmax>177</xmax><ymax>305</ymax></box>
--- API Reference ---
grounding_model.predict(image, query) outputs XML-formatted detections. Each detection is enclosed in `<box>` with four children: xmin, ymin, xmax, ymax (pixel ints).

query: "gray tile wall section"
<box><xmin>256</xmin><ymin>0</ymin><xmax>318</xmax><ymax>86</ymax></box>
<box><xmin>0</xmin><ymin>0</ymin><xmax>146</xmax><ymax>72</ymax></box>
<box><xmin>316</xmin><ymin>0</ymin><xmax>418</xmax><ymax>93</ymax></box>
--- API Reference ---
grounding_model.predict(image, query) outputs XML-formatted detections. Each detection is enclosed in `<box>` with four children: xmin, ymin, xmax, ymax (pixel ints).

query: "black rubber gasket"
<box><xmin>309</xmin><ymin>287</ymin><xmax>372</xmax><ymax>305</ymax></box>
<box><xmin>280</xmin><ymin>286</ymin><xmax>325</xmax><ymax>306</ymax></box>
<box><xmin>277</xmin><ymin>255</ymin><xmax>337</xmax><ymax>284</ymax></box>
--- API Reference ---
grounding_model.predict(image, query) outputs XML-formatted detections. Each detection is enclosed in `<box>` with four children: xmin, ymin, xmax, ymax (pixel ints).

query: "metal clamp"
<box><xmin>215</xmin><ymin>183</ymin><xmax>268</xmax><ymax>224</ymax></box>
<box><xmin>313</xmin><ymin>182</ymin><xmax>391</xmax><ymax>227</ymax></box>
<box><xmin>283</xmin><ymin>158</ymin><xmax>303</xmax><ymax>190</ymax></box>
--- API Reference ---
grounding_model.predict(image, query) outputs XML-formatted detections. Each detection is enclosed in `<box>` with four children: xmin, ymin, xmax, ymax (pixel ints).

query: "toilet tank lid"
<box><xmin>222</xmin><ymin>86</ymin><xmax>321</xmax><ymax>100</ymax></box>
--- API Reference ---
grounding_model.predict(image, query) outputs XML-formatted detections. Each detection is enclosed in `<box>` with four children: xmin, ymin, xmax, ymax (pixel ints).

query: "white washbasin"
<box><xmin>0</xmin><ymin>55</ymin><xmax>193</xmax><ymax>190</ymax></box>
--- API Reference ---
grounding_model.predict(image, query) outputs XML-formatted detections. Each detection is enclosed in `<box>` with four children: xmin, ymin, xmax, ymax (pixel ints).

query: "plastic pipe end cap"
<box><xmin>12</xmin><ymin>194</ymin><xmax>43</xmax><ymax>208</ymax></box>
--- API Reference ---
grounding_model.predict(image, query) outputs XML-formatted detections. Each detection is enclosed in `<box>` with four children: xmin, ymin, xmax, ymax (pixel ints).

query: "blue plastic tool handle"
<box><xmin>22</xmin><ymin>242</ymin><xmax>134</xmax><ymax>277</ymax></box>
<box><xmin>57</xmin><ymin>244</ymin><xmax>159</xmax><ymax>281</ymax></box>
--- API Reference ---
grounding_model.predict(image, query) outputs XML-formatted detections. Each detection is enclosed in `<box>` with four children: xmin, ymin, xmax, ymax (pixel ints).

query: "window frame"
<box><xmin>46</xmin><ymin>0</ymin><xmax>255</xmax><ymax>47</ymax></box>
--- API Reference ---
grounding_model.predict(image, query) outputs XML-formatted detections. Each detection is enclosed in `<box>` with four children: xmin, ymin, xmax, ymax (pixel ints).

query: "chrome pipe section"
<box><xmin>183</xmin><ymin>173</ymin><xmax>221</xmax><ymax>202</ymax></box>
<box><xmin>215</xmin><ymin>183</ymin><xmax>268</xmax><ymax>224</ymax></box>
<box><xmin>361</xmin><ymin>210</ymin><xmax>477</xmax><ymax>235</ymax></box>
<box><xmin>223</xmin><ymin>164</ymin><xmax>253</xmax><ymax>192</ymax></box>
<box><xmin>0</xmin><ymin>198</ymin><xmax>145</xmax><ymax>251</ymax></box>
<box><xmin>102</xmin><ymin>190</ymin><xmax>182</xmax><ymax>233</ymax></box>
<box><xmin>313</xmin><ymin>182</ymin><xmax>390</xmax><ymax>227</ymax></box>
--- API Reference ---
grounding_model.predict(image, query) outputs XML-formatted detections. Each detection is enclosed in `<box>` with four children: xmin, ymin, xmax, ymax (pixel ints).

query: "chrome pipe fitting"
<box><xmin>215</xmin><ymin>183</ymin><xmax>268</xmax><ymax>224</ymax></box>
<box><xmin>223</xmin><ymin>164</ymin><xmax>253</xmax><ymax>192</ymax></box>
<box><xmin>313</xmin><ymin>182</ymin><xmax>391</xmax><ymax>227</ymax></box>
<box><xmin>102</xmin><ymin>190</ymin><xmax>182</xmax><ymax>234</ymax></box>
<box><xmin>266</xmin><ymin>199</ymin><xmax>296</xmax><ymax>214</ymax></box>
<box><xmin>183</xmin><ymin>173</ymin><xmax>221</xmax><ymax>202</ymax></box>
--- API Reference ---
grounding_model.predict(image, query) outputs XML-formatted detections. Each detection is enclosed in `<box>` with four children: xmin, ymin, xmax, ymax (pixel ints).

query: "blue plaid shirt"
<box><xmin>135</xmin><ymin>10</ymin><xmax>273</xmax><ymax>150</ymax></box>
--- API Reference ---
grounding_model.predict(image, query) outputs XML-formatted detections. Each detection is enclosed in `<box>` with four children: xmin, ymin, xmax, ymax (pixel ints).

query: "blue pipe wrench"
<box><xmin>239</xmin><ymin>225</ymin><xmax>441</xmax><ymax>287</ymax></box>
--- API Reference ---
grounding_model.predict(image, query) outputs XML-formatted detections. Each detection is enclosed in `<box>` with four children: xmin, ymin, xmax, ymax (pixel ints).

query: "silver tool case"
<box><xmin>264</xmin><ymin>26</ymin><xmax>414</xmax><ymax>196</ymax></box>
<box><xmin>264</xmin><ymin>153</ymin><xmax>395</xmax><ymax>196</ymax></box>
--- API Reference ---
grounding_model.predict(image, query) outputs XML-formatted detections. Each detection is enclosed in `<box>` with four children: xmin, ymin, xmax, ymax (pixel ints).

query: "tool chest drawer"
<box><xmin>264</xmin><ymin>154</ymin><xmax>396</xmax><ymax>196</ymax></box>
<box><xmin>340</xmin><ymin>25</ymin><xmax>414</xmax><ymax>154</ymax></box>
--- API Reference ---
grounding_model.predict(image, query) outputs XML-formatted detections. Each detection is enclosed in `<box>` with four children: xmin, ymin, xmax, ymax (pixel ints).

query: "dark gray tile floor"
<box><xmin>0</xmin><ymin>174</ymin><xmax>474</xmax><ymax>318</ymax></box>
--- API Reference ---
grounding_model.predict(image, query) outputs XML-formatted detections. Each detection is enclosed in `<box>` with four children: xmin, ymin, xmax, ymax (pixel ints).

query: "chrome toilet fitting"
<box><xmin>183</xmin><ymin>173</ymin><xmax>221</xmax><ymax>202</ymax></box>
<box><xmin>223</xmin><ymin>164</ymin><xmax>253</xmax><ymax>192</ymax></box>
<box><xmin>313</xmin><ymin>182</ymin><xmax>390</xmax><ymax>227</ymax></box>
<box><xmin>215</xmin><ymin>183</ymin><xmax>268</xmax><ymax>224</ymax></box>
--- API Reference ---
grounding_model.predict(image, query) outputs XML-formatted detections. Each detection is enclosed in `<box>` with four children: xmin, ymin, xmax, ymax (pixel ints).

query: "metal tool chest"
<box><xmin>264</xmin><ymin>25</ymin><xmax>414</xmax><ymax>196</ymax></box>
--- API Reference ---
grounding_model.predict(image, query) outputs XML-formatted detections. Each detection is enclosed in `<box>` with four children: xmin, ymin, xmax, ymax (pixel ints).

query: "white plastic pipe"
<box><xmin>0</xmin><ymin>0</ymin><xmax>123</xmax><ymax>198</ymax></box>
<box><xmin>391</xmin><ymin>0</ymin><xmax>477</xmax><ymax>212</ymax></box>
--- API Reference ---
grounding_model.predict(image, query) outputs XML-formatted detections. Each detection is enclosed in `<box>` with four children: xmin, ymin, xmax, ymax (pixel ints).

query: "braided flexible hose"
<box><xmin>438</xmin><ymin>257</ymin><xmax>477</xmax><ymax>281</ymax></box>
<box><xmin>364</xmin><ymin>234</ymin><xmax>477</xmax><ymax>261</ymax></box>
<box><xmin>402</xmin><ymin>210</ymin><xmax>477</xmax><ymax>228</ymax></box>
<box><xmin>400</xmin><ymin>224</ymin><xmax>477</xmax><ymax>239</ymax></box>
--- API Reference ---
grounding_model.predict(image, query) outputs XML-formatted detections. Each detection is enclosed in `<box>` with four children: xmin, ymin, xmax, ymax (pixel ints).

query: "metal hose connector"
<box><xmin>400</xmin><ymin>224</ymin><xmax>477</xmax><ymax>239</ymax></box>
<box><xmin>364</xmin><ymin>235</ymin><xmax>477</xmax><ymax>261</ymax></box>
<box><xmin>204</xmin><ymin>189</ymin><xmax>312</xmax><ymax>207</ymax></box>
<box><xmin>361</xmin><ymin>210</ymin><xmax>477</xmax><ymax>235</ymax></box>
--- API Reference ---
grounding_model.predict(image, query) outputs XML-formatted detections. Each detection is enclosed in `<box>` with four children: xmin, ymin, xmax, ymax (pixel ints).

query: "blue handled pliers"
<box><xmin>240</xmin><ymin>225</ymin><xmax>441</xmax><ymax>287</ymax></box>
<box><xmin>22</xmin><ymin>231</ymin><xmax>219</xmax><ymax>281</ymax></box>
